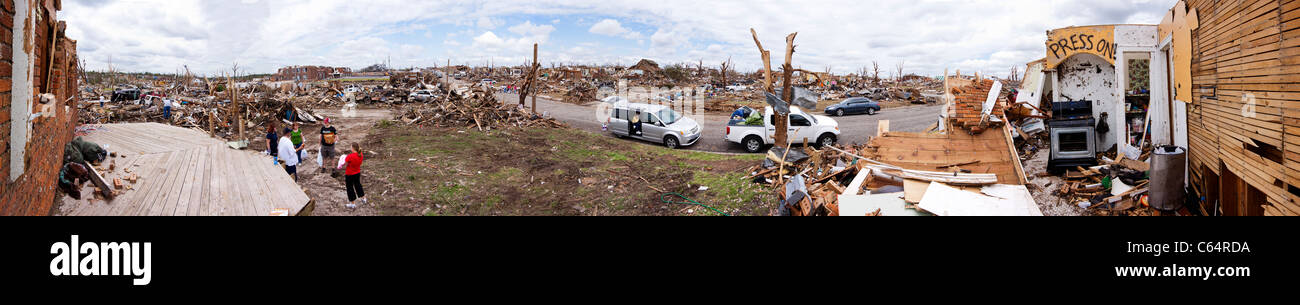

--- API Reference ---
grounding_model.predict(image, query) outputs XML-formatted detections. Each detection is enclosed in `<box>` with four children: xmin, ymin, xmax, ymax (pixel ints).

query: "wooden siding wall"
<box><xmin>1186</xmin><ymin>0</ymin><xmax>1300</xmax><ymax>215</ymax></box>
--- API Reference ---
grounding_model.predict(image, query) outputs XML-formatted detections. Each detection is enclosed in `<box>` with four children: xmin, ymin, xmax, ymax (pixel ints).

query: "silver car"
<box><xmin>607</xmin><ymin>103</ymin><xmax>701</xmax><ymax>149</ymax></box>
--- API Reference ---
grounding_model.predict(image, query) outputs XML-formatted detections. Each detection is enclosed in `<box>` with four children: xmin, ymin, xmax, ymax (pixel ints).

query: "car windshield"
<box><xmin>657</xmin><ymin>109</ymin><xmax>681</xmax><ymax>125</ymax></box>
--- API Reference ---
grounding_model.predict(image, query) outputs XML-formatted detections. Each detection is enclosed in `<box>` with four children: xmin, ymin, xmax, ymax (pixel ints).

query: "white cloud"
<box><xmin>588</xmin><ymin>19</ymin><xmax>642</xmax><ymax>39</ymax></box>
<box><xmin>61</xmin><ymin>0</ymin><xmax>1176</xmax><ymax>77</ymax></box>
<box><xmin>508</xmin><ymin>21</ymin><xmax>555</xmax><ymax>37</ymax></box>
<box><xmin>477</xmin><ymin>16</ymin><xmax>502</xmax><ymax>29</ymax></box>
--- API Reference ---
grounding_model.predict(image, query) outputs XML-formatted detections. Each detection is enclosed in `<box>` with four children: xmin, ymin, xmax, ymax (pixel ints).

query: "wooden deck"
<box><xmin>60</xmin><ymin>123</ymin><xmax>311</xmax><ymax>216</ymax></box>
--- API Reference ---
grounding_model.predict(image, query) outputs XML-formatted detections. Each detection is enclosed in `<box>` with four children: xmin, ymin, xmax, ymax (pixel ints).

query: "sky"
<box><xmin>63</xmin><ymin>0</ymin><xmax>1176</xmax><ymax>78</ymax></box>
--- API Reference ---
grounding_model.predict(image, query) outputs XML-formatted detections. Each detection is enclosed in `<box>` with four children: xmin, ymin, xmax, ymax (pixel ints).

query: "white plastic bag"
<box><xmin>337</xmin><ymin>155</ymin><xmax>348</xmax><ymax>170</ymax></box>
<box><xmin>315</xmin><ymin>152</ymin><xmax>324</xmax><ymax>167</ymax></box>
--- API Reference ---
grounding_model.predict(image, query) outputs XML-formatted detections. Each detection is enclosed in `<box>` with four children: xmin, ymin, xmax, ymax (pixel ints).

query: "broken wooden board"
<box><xmin>864</xmin><ymin>127</ymin><xmax>1024</xmax><ymax>185</ymax></box>
<box><xmin>1118</xmin><ymin>158</ymin><xmax>1150</xmax><ymax>172</ymax></box>
<box><xmin>83</xmin><ymin>161</ymin><xmax>115</xmax><ymax>200</ymax></box>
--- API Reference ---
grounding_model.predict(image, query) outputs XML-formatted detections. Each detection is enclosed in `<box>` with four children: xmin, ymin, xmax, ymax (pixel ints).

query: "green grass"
<box><xmin>690</xmin><ymin>171</ymin><xmax>763</xmax><ymax>214</ymax></box>
<box><xmin>430</xmin><ymin>185</ymin><xmax>467</xmax><ymax>205</ymax></box>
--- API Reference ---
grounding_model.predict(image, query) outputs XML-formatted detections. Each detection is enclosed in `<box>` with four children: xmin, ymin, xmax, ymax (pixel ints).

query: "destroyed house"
<box><xmin>1</xmin><ymin>0</ymin><xmax>81</xmax><ymax>215</ymax></box>
<box><xmin>1019</xmin><ymin>0</ymin><xmax>1300</xmax><ymax>215</ymax></box>
<box><xmin>274</xmin><ymin>65</ymin><xmax>348</xmax><ymax>82</ymax></box>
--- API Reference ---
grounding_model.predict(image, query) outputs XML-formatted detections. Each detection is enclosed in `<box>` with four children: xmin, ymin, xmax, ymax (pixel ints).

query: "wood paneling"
<box><xmin>1186</xmin><ymin>0</ymin><xmax>1300</xmax><ymax>215</ymax></box>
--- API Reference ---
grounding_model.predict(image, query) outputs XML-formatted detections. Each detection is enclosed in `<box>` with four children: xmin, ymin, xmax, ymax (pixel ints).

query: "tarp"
<box><xmin>774</xmin><ymin>87</ymin><xmax>818</xmax><ymax>110</ymax></box>
<box><xmin>765</xmin><ymin>92</ymin><xmax>790</xmax><ymax>115</ymax></box>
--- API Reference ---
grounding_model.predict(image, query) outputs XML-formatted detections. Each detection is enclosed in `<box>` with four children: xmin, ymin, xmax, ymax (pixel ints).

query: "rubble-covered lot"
<box><xmin>359</xmin><ymin>122</ymin><xmax>774</xmax><ymax>216</ymax></box>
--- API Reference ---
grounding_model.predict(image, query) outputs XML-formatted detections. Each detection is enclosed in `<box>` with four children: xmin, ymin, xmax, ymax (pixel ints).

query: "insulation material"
<box><xmin>917</xmin><ymin>182</ymin><xmax>1042</xmax><ymax>216</ymax></box>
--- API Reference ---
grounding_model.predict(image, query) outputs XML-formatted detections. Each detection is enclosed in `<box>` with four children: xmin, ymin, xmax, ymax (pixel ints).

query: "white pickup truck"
<box><xmin>725</xmin><ymin>106</ymin><xmax>840</xmax><ymax>153</ymax></box>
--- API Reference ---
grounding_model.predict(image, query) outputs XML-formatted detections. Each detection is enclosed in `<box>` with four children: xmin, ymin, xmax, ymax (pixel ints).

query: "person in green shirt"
<box><xmin>291</xmin><ymin>122</ymin><xmax>305</xmax><ymax>161</ymax></box>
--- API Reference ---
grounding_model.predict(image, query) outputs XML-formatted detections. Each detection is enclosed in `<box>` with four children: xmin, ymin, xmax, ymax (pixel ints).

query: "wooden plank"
<box><xmin>240</xmin><ymin>149</ymin><xmax>278</xmax><ymax>215</ymax></box>
<box><xmin>163</xmin><ymin>148</ymin><xmax>201</xmax><ymax>215</ymax></box>
<box><xmin>83</xmin><ymin>161</ymin><xmax>115</xmax><ymax>200</ymax></box>
<box><xmin>141</xmin><ymin>149</ymin><xmax>186</xmax><ymax>216</ymax></box>
<box><xmin>181</xmin><ymin>144</ymin><xmax>210</xmax><ymax>216</ymax></box>
<box><xmin>118</xmin><ymin>151</ymin><xmax>178</xmax><ymax>216</ymax></box>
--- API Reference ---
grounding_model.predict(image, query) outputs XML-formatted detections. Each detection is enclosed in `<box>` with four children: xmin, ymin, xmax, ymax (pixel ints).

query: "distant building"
<box><xmin>274</xmin><ymin>66</ymin><xmax>352</xmax><ymax>82</ymax></box>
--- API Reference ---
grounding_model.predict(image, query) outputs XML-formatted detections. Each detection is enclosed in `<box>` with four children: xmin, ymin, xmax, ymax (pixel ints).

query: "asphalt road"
<box><xmin>495</xmin><ymin>91</ymin><xmax>945</xmax><ymax>153</ymax></box>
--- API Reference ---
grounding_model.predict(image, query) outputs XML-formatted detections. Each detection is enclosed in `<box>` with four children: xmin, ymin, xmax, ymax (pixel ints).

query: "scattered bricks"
<box><xmin>113</xmin><ymin>178</ymin><xmax>123</xmax><ymax>190</ymax></box>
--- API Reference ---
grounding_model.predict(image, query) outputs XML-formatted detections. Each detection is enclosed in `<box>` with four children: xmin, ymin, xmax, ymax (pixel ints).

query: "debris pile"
<box><xmin>394</xmin><ymin>85</ymin><xmax>567</xmax><ymax>130</ymax></box>
<box><xmin>746</xmin><ymin>141</ymin><xmax>1040</xmax><ymax>216</ymax></box>
<box><xmin>561</xmin><ymin>81</ymin><xmax>597</xmax><ymax>105</ymax></box>
<box><xmin>1060</xmin><ymin>151</ymin><xmax>1159</xmax><ymax>216</ymax></box>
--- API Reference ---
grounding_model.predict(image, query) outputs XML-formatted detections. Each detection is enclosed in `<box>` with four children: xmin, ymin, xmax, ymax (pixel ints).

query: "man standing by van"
<box><xmin>630</xmin><ymin>110</ymin><xmax>643</xmax><ymax>136</ymax></box>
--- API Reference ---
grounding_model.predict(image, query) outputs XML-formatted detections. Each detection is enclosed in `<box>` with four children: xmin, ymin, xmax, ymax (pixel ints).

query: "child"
<box><xmin>291</xmin><ymin>122</ymin><xmax>305</xmax><ymax>161</ymax></box>
<box><xmin>339</xmin><ymin>142</ymin><xmax>366</xmax><ymax>208</ymax></box>
<box><xmin>265</xmin><ymin>123</ymin><xmax>279</xmax><ymax>158</ymax></box>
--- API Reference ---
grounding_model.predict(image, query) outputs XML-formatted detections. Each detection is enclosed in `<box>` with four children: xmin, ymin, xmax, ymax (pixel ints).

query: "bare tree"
<box><xmin>719</xmin><ymin>57</ymin><xmax>732</xmax><ymax>86</ymax></box>
<box><xmin>871</xmin><ymin>61</ymin><xmax>881</xmax><ymax>86</ymax></box>
<box><xmin>895</xmin><ymin>61</ymin><xmax>905</xmax><ymax>86</ymax></box>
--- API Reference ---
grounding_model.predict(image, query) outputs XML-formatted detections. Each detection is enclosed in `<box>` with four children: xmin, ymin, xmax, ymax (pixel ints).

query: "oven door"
<box><xmin>1051</xmin><ymin>127</ymin><xmax>1095</xmax><ymax>160</ymax></box>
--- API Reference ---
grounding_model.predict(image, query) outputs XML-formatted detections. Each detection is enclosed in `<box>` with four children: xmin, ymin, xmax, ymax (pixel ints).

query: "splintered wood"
<box><xmin>395</xmin><ymin>85</ymin><xmax>567</xmax><ymax>130</ymax></box>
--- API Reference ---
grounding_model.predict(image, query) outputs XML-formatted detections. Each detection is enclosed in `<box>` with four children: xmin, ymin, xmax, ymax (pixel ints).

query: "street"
<box><xmin>494</xmin><ymin>92</ymin><xmax>945</xmax><ymax>153</ymax></box>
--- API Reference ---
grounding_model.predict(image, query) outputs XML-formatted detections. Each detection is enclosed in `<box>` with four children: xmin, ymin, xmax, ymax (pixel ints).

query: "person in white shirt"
<box><xmin>277</xmin><ymin>127</ymin><xmax>300</xmax><ymax>181</ymax></box>
<box><xmin>162</xmin><ymin>98</ymin><xmax>173</xmax><ymax>122</ymax></box>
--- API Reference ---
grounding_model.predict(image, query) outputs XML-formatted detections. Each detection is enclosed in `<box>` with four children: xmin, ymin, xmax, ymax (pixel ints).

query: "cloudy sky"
<box><xmin>63</xmin><ymin>0</ymin><xmax>1175</xmax><ymax>77</ymax></box>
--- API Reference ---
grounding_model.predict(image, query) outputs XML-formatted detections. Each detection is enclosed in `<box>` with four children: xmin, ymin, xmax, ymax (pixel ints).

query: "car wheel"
<box><xmin>867</xmin><ymin>108</ymin><xmax>876</xmax><ymax>115</ymax></box>
<box><xmin>743</xmin><ymin>136</ymin><xmax>763</xmax><ymax>153</ymax></box>
<box><xmin>817</xmin><ymin>134</ymin><xmax>836</xmax><ymax>148</ymax></box>
<box><xmin>836</xmin><ymin>109</ymin><xmax>845</xmax><ymax>116</ymax></box>
<box><xmin>664</xmin><ymin>136</ymin><xmax>680</xmax><ymax>149</ymax></box>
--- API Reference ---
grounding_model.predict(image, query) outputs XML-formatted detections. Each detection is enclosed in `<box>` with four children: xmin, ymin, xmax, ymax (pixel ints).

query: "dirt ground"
<box><xmin>353</xmin><ymin>121</ymin><xmax>774</xmax><ymax>216</ymax></box>
<box><xmin>1022</xmin><ymin>145</ymin><xmax>1085</xmax><ymax>216</ymax></box>
<box><xmin>252</xmin><ymin>107</ymin><xmax>394</xmax><ymax>216</ymax></box>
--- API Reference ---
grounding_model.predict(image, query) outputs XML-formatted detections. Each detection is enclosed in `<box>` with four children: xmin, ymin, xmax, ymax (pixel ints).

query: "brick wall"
<box><xmin>0</xmin><ymin>0</ymin><xmax>80</xmax><ymax>216</ymax></box>
<box><xmin>949</xmin><ymin>79</ymin><xmax>1004</xmax><ymax>129</ymax></box>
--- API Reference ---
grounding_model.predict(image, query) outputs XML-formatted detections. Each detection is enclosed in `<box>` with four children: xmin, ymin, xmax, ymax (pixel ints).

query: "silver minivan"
<box><xmin>607</xmin><ymin>103</ymin><xmax>701</xmax><ymax>149</ymax></box>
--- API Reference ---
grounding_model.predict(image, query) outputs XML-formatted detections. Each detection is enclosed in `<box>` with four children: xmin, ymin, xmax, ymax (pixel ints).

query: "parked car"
<box><xmin>725</xmin><ymin>84</ymin><xmax>749</xmax><ymax>92</ymax></box>
<box><xmin>110</xmin><ymin>88</ymin><xmax>141</xmax><ymax>103</ymax></box>
<box><xmin>824</xmin><ymin>97</ymin><xmax>881</xmax><ymax>116</ymax></box>
<box><xmin>606</xmin><ymin>103</ymin><xmax>701</xmax><ymax>149</ymax></box>
<box><xmin>726</xmin><ymin>106</ymin><xmax>840</xmax><ymax>153</ymax></box>
<box><xmin>409</xmin><ymin>90</ymin><xmax>438</xmax><ymax>102</ymax></box>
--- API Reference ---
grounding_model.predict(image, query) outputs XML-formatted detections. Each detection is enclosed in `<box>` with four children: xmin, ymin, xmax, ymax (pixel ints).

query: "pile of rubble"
<box><xmin>561</xmin><ymin>81</ymin><xmax>597</xmax><ymax>105</ymax></box>
<box><xmin>745</xmin><ymin>145</ymin><xmax>864</xmax><ymax>216</ymax></box>
<box><xmin>1056</xmin><ymin>149</ymin><xmax>1157</xmax><ymax>216</ymax></box>
<box><xmin>394</xmin><ymin>85</ymin><xmax>567</xmax><ymax>130</ymax></box>
<box><xmin>747</xmin><ymin>141</ymin><xmax>1039</xmax><ymax>216</ymax></box>
<box><xmin>746</xmin><ymin>74</ymin><xmax>1042</xmax><ymax>216</ymax></box>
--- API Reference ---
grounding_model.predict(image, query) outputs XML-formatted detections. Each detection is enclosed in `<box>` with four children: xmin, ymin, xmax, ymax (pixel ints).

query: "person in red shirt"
<box><xmin>339</xmin><ymin>142</ymin><xmax>366</xmax><ymax>208</ymax></box>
